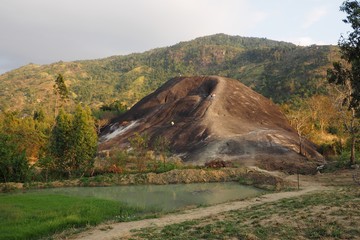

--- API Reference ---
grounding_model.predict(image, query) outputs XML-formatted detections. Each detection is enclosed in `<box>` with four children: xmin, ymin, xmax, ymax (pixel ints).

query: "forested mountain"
<box><xmin>0</xmin><ymin>34</ymin><xmax>339</xmax><ymax>114</ymax></box>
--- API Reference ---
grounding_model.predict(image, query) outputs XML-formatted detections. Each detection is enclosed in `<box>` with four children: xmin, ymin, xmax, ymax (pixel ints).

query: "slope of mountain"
<box><xmin>0</xmin><ymin>34</ymin><xmax>339</xmax><ymax>114</ymax></box>
<box><xmin>99</xmin><ymin>76</ymin><xmax>324</xmax><ymax>173</ymax></box>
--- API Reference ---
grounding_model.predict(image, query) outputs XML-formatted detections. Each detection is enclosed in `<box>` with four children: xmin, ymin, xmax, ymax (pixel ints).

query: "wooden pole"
<box><xmin>297</xmin><ymin>170</ymin><xmax>300</xmax><ymax>190</ymax></box>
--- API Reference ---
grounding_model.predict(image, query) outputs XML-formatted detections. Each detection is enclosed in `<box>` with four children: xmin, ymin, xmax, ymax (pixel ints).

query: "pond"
<box><xmin>29</xmin><ymin>182</ymin><xmax>263</xmax><ymax>211</ymax></box>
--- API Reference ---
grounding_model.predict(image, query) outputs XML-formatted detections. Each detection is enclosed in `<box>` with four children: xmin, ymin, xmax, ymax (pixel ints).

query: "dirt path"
<box><xmin>71</xmin><ymin>184</ymin><xmax>329</xmax><ymax>240</ymax></box>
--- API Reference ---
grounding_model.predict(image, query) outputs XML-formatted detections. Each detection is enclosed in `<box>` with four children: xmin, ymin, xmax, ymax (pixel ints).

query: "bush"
<box><xmin>324</xmin><ymin>150</ymin><xmax>360</xmax><ymax>172</ymax></box>
<box><xmin>0</xmin><ymin>134</ymin><xmax>30</xmax><ymax>183</ymax></box>
<box><xmin>151</xmin><ymin>161</ymin><xmax>180</xmax><ymax>173</ymax></box>
<box><xmin>205</xmin><ymin>159</ymin><xmax>234</xmax><ymax>168</ymax></box>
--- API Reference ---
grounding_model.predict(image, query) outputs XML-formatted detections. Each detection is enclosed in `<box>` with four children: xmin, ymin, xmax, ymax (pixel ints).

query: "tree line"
<box><xmin>2</xmin><ymin>0</ymin><xmax>360</xmax><ymax>182</ymax></box>
<box><xmin>286</xmin><ymin>0</ymin><xmax>360</xmax><ymax>168</ymax></box>
<box><xmin>0</xmin><ymin>74</ymin><xmax>98</xmax><ymax>182</ymax></box>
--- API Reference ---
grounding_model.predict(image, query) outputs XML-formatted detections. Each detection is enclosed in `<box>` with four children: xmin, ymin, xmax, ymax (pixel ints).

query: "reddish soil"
<box><xmin>99</xmin><ymin>76</ymin><xmax>324</xmax><ymax>173</ymax></box>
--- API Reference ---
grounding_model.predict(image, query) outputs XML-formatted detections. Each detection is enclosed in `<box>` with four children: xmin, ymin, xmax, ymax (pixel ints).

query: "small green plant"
<box><xmin>238</xmin><ymin>177</ymin><xmax>254</xmax><ymax>185</ymax></box>
<box><xmin>325</xmin><ymin>149</ymin><xmax>360</xmax><ymax>172</ymax></box>
<box><xmin>108</xmin><ymin>150</ymin><xmax>128</xmax><ymax>174</ymax></box>
<box><xmin>129</xmin><ymin>133</ymin><xmax>150</xmax><ymax>172</ymax></box>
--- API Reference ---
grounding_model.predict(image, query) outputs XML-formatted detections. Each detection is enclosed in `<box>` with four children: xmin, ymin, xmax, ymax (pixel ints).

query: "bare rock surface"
<box><xmin>99</xmin><ymin>76</ymin><xmax>324</xmax><ymax>173</ymax></box>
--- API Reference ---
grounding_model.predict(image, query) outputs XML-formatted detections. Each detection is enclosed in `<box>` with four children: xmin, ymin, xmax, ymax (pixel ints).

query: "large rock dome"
<box><xmin>99</xmin><ymin>76</ymin><xmax>324</xmax><ymax>173</ymax></box>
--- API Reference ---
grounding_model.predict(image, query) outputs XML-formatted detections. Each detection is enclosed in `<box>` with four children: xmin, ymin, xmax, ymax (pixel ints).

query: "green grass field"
<box><xmin>0</xmin><ymin>193</ymin><xmax>154</xmax><ymax>240</ymax></box>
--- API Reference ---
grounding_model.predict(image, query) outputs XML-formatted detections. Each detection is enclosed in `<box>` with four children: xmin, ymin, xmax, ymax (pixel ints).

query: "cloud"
<box><xmin>1</xmin><ymin>0</ymin><xmax>266</xmax><ymax>74</ymax></box>
<box><xmin>297</xmin><ymin>37</ymin><xmax>315</xmax><ymax>46</ymax></box>
<box><xmin>0</xmin><ymin>0</ymin><xmax>344</xmax><ymax>74</ymax></box>
<box><xmin>290</xmin><ymin>37</ymin><xmax>326</xmax><ymax>46</ymax></box>
<box><xmin>0</xmin><ymin>0</ymin><xmax>253</xmax><ymax>65</ymax></box>
<box><xmin>302</xmin><ymin>7</ymin><xmax>327</xmax><ymax>29</ymax></box>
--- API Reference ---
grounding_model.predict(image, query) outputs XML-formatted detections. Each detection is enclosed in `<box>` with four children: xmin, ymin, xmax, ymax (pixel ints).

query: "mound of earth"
<box><xmin>99</xmin><ymin>76</ymin><xmax>324</xmax><ymax>173</ymax></box>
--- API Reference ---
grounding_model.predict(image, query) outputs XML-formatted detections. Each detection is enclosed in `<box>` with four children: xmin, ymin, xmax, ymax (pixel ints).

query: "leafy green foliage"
<box><xmin>327</xmin><ymin>0</ymin><xmax>360</xmax><ymax>165</ymax></box>
<box><xmin>33</xmin><ymin>108</ymin><xmax>46</xmax><ymax>122</ymax></box>
<box><xmin>0</xmin><ymin>34</ymin><xmax>338</xmax><ymax>114</ymax></box>
<box><xmin>334</xmin><ymin>0</ymin><xmax>360</xmax><ymax>107</ymax></box>
<box><xmin>0</xmin><ymin>34</ymin><xmax>349</xmax><ymax>175</ymax></box>
<box><xmin>339</xmin><ymin>1</ymin><xmax>360</xmax><ymax>62</ymax></box>
<box><xmin>0</xmin><ymin>111</ymin><xmax>49</xmax><ymax>163</ymax></box>
<box><xmin>256</xmin><ymin>45</ymin><xmax>330</xmax><ymax>103</ymax></box>
<box><xmin>50</xmin><ymin>106</ymin><xmax>98</xmax><ymax>177</ymax></box>
<box><xmin>54</xmin><ymin>73</ymin><xmax>69</xmax><ymax>101</ymax></box>
<box><xmin>72</xmin><ymin>105</ymin><xmax>98</xmax><ymax>174</ymax></box>
<box><xmin>50</xmin><ymin>109</ymin><xmax>74</xmax><ymax>175</ymax></box>
<box><xmin>0</xmin><ymin>133</ymin><xmax>29</xmax><ymax>182</ymax></box>
<box><xmin>100</xmin><ymin>100</ymin><xmax>128</xmax><ymax>113</ymax></box>
<box><xmin>328</xmin><ymin>0</ymin><xmax>360</xmax><ymax>109</ymax></box>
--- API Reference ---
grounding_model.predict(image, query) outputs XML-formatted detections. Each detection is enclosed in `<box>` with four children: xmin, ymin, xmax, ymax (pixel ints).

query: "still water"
<box><xmin>30</xmin><ymin>182</ymin><xmax>263</xmax><ymax>211</ymax></box>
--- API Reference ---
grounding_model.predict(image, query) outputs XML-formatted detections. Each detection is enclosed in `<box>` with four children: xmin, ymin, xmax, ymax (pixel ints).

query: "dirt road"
<box><xmin>71</xmin><ymin>184</ymin><xmax>328</xmax><ymax>240</ymax></box>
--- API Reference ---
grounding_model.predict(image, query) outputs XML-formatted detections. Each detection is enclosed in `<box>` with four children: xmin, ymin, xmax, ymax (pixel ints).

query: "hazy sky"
<box><xmin>0</xmin><ymin>0</ymin><xmax>352</xmax><ymax>74</ymax></box>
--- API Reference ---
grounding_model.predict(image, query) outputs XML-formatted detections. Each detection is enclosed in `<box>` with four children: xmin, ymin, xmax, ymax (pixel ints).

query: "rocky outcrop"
<box><xmin>99</xmin><ymin>76</ymin><xmax>324</xmax><ymax>173</ymax></box>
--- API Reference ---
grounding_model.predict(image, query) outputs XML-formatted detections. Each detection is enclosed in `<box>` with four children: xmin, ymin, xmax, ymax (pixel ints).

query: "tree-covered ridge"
<box><xmin>0</xmin><ymin>34</ymin><xmax>339</xmax><ymax>114</ymax></box>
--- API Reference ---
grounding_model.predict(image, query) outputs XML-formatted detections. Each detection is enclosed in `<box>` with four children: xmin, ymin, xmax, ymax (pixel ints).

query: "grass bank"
<box><xmin>1</xmin><ymin>167</ymin><xmax>294</xmax><ymax>193</ymax></box>
<box><xmin>131</xmin><ymin>187</ymin><xmax>360</xmax><ymax>239</ymax></box>
<box><xmin>0</xmin><ymin>193</ymin><xmax>156</xmax><ymax>240</ymax></box>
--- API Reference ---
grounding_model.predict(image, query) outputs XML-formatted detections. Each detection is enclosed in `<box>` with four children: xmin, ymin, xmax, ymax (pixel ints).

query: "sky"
<box><xmin>0</xmin><ymin>0</ymin><xmax>352</xmax><ymax>74</ymax></box>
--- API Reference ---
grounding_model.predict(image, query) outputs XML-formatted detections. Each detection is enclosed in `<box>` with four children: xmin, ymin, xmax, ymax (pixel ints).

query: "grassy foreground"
<box><xmin>0</xmin><ymin>193</ymin><xmax>154</xmax><ymax>240</ymax></box>
<box><xmin>131</xmin><ymin>187</ymin><xmax>360</xmax><ymax>240</ymax></box>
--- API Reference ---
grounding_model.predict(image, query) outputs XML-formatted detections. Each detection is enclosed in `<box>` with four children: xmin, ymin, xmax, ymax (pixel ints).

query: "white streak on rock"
<box><xmin>102</xmin><ymin>121</ymin><xmax>139</xmax><ymax>141</ymax></box>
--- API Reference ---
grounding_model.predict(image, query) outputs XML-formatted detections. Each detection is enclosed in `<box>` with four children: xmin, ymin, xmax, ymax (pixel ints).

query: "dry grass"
<box><xmin>130</xmin><ymin>180</ymin><xmax>360</xmax><ymax>240</ymax></box>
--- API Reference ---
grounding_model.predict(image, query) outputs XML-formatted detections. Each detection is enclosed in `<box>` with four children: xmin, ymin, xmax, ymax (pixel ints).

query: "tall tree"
<box><xmin>50</xmin><ymin>109</ymin><xmax>74</xmax><ymax>176</ymax></box>
<box><xmin>1</xmin><ymin>111</ymin><xmax>48</xmax><ymax>163</ymax></box>
<box><xmin>307</xmin><ymin>95</ymin><xmax>337</xmax><ymax>134</ymax></box>
<box><xmin>72</xmin><ymin>105</ymin><xmax>98</xmax><ymax>176</ymax></box>
<box><xmin>327</xmin><ymin>0</ymin><xmax>360</xmax><ymax>165</ymax></box>
<box><xmin>328</xmin><ymin>63</ymin><xmax>360</xmax><ymax>165</ymax></box>
<box><xmin>53</xmin><ymin>74</ymin><xmax>69</xmax><ymax>117</ymax></box>
<box><xmin>0</xmin><ymin>133</ymin><xmax>29</xmax><ymax>183</ymax></box>
<box><xmin>283</xmin><ymin>104</ymin><xmax>311</xmax><ymax>156</ymax></box>
<box><xmin>50</xmin><ymin>107</ymin><xmax>97</xmax><ymax>177</ymax></box>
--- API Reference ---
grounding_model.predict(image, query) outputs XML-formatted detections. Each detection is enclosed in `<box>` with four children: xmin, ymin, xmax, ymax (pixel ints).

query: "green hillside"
<box><xmin>0</xmin><ymin>34</ymin><xmax>339</xmax><ymax>114</ymax></box>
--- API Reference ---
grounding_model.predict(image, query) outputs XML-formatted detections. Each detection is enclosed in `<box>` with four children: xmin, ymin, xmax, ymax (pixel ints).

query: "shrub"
<box><xmin>0</xmin><ymin>134</ymin><xmax>30</xmax><ymax>183</ymax></box>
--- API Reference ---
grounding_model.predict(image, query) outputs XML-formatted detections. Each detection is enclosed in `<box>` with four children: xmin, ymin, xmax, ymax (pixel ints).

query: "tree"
<box><xmin>329</xmin><ymin>71</ymin><xmax>360</xmax><ymax>165</ymax></box>
<box><xmin>33</xmin><ymin>108</ymin><xmax>46</xmax><ymax>122</ymax></box>
<box><xmin>129</xmin><ymin>132</ymin><xmax>149</xmax><ymax>172</ymax></box>
<box><xmin>307</xmin><ymin>95</ymin><xmax>337</xmax><ymax>133</ymax></box>
<box><xmin>152</xmin><ymin>136</ymin><xmax>171</xmax><ymax>168</ymax></box>
<box><xmin>53</xmin><ymin>74</ymin><xmax>69</xmax><ymax>117</ymax></box>
<box><xmin>72</xmin><ymin>105</ymin><xmax>98</xmax><ymax>175</ymax></box>
<box><xmin>1</xmin><ymin>111</ymin><xmax>48</xmax><ymax>163</ymax></box>
<box><xmin>50</xmin><ymin>106</ymin><xmax>98</xmax><ymax>177</ymax></box>
<box><xmin>284</xmin><ymin>104</ymin><xmax>311</xmax><ymax>156</ymax></box>
<box><xmin>0</xmin><ymin>133</ymin><xmax>29</xmax><ymax>183</ymax></box>
<box><xmin>50</xmin><ymin>109</ymin><xmax>74</xmax><ymax>176</ymax></box>
<box><xmin>327</xmin><ymin>0</ymin><xmax>360</xmax><ymax>165</ymax></box>
<box><xmin>54</xmin><ymin>74</ymin><xmax>69</xmax><ymax>101</ymax></box>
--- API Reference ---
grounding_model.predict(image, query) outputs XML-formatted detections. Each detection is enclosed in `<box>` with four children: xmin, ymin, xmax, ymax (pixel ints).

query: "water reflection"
<box><xmin>29</xmin><ymin>182</ymin><xmax>262</xmax><ymax>211</ymax></box>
